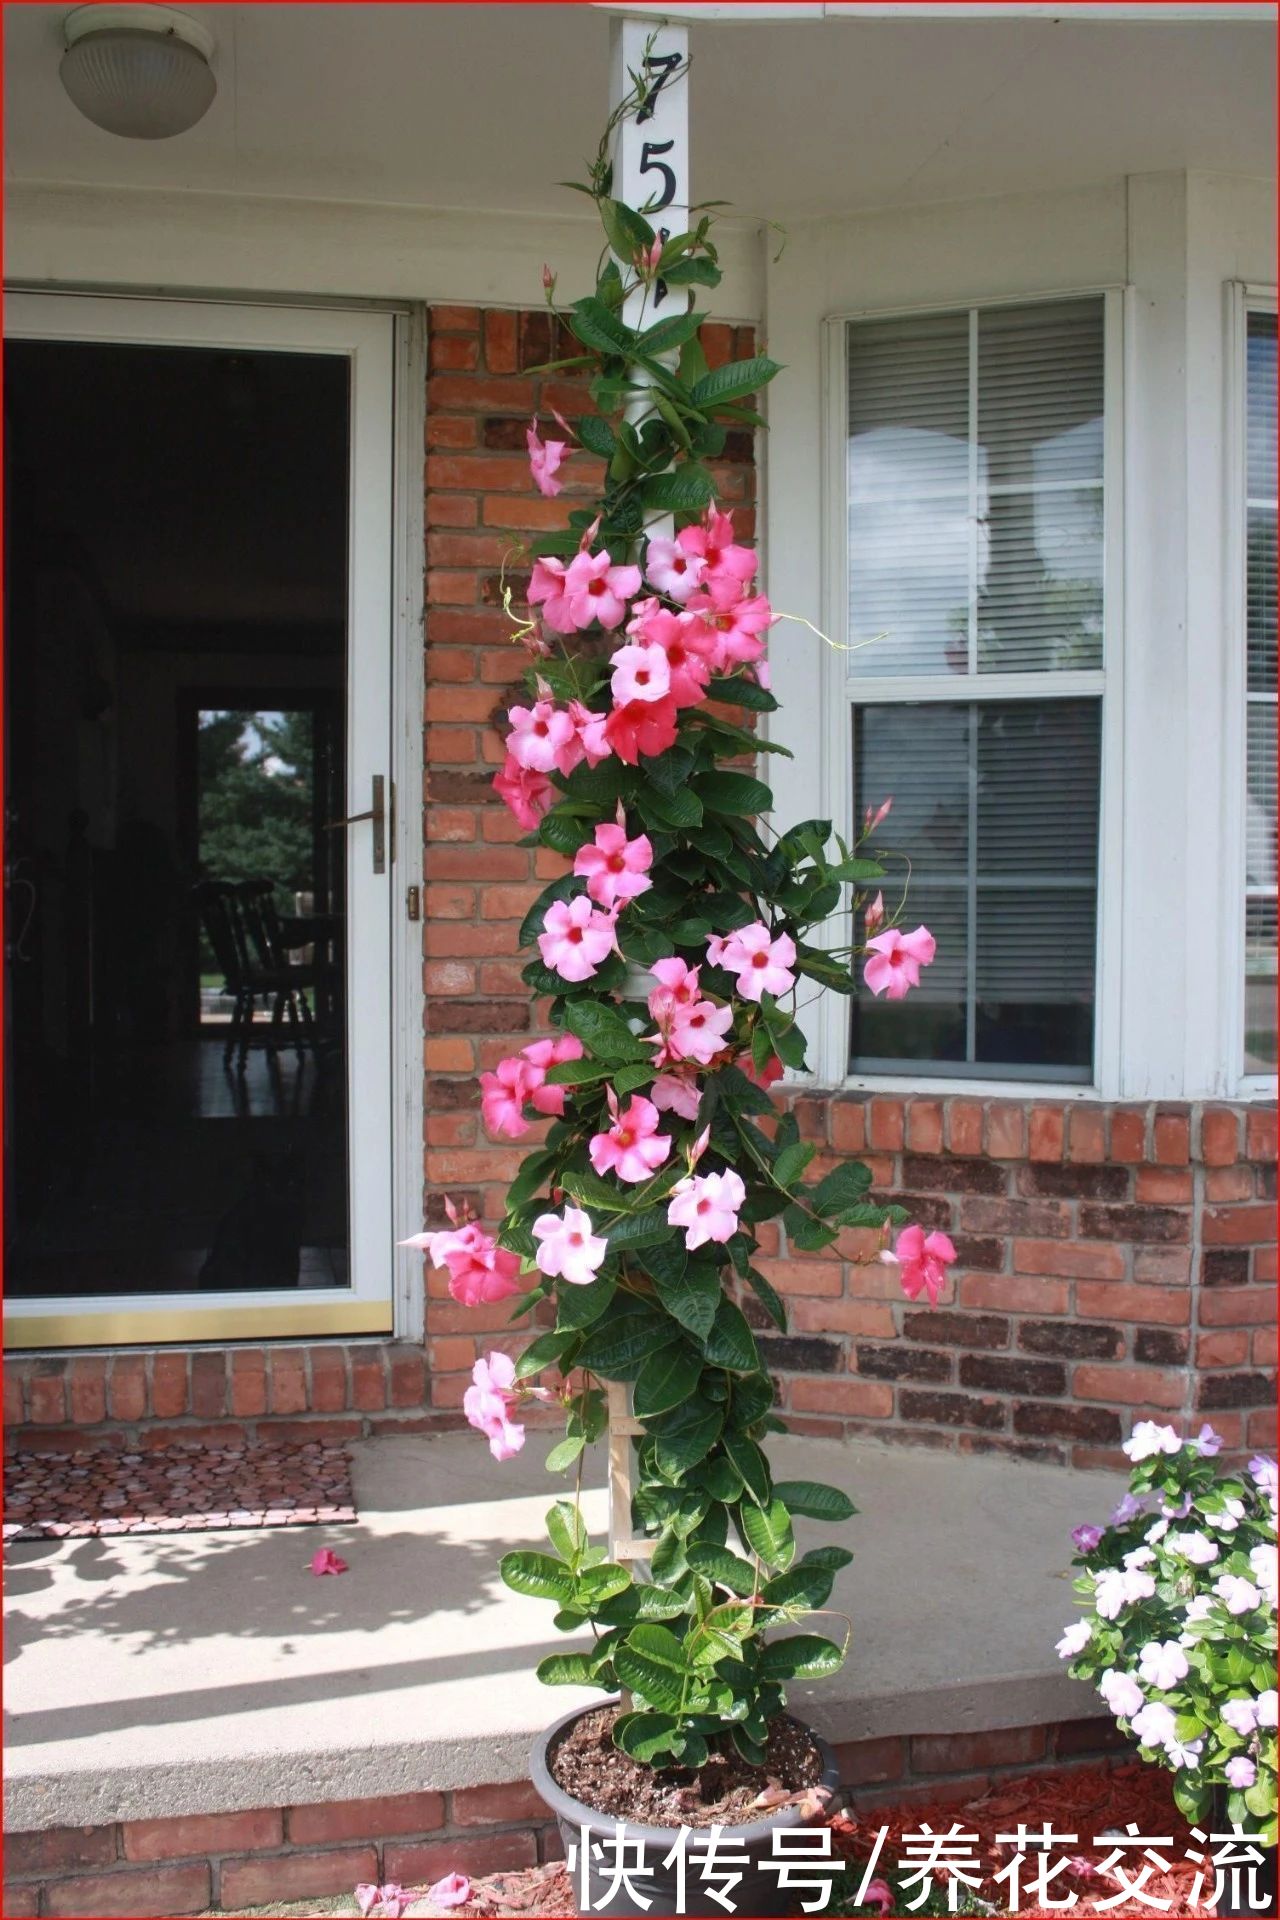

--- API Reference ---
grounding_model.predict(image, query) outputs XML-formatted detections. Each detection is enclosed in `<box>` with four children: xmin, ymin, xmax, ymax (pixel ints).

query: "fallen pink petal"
<box><xmin>309</xmin><ymin>1547</ymin><xmax>348</xmax><ymax>1577</ymax></box>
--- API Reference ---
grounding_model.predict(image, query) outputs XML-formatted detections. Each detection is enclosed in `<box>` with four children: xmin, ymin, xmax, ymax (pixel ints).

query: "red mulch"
<box><xmin>2</xmin><ymin>1441</ymin><xmax>355</xmax><ymax>1539</ymax></box>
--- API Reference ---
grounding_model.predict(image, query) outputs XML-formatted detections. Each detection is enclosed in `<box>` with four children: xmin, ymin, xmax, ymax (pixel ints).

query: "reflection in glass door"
<box><xmin>3</xmin><ymin>296</ymin><xmax>396</xmax><ymax>1345</ymax></box>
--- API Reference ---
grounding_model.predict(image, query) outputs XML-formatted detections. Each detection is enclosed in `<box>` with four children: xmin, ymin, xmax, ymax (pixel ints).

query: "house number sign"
<box><xmin>610</xmin><ymin>16</ymin><xmax>689</xmax><ymax>322</ymax></box>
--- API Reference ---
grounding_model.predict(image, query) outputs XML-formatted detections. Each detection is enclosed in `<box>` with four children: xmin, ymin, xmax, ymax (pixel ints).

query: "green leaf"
<box><xmin>707</xmin><ymin>674</ymin><xmax>778</xmax><ymax>713</ymax></box>
<box><xmin>598</xmin><ymin>197</ymin><xmax>656</xmax><ymax>265</ymax></box>
<box><xmin>613</xmin><ymin>1061</ymin><xmax>657</xmax><ymax>1095</ymax></box>
<box><xmin>605</xmin><ymin>1205</ymin><xmax>673</xmax><ymax>1252</ymax></box>
<box><xmin>687</xmin><ymin>1601</ymin><xmax>755</xmax><ymax>1667</ymax></box>
<box><xmin>536</xmin><ymin>1652</ymin><xmax>602</xmax><ymax>1687</ymax></box>
<box><xmin>546</xmin><ymin>1499</ymin><xmax>587</xmax><ymax>1567</ymax></box>
<box><xmin>650</xmin><ymin>1397</ymin><xmax>725</xmax><ymax>1475</ymax></box>
<box><xmin>662</xmin><ymin>257</ymin><xmax>722</xmax><ymax>290</ymax></box>
<box><xmin>742</xmin><ymin>1265</ymin><xmax>787</xmax><ymax>1333</ymax></box>
<box><xmin>568</xmin><ymin>295</ymin><xmax>634</xmax><ymax>356</ymax></box>
<box><xmin>597</xmin><ymin>1584</ymin><xmax>690</xmax><ymax>1625</ymax></box>
<box><xmin>499</xmin><ymin>1551</ymin><xmax>576</xmax><ymax>1604</ymax></box>
<box><xmin>636</xmin><ymin>308</ymin><xmax>704</xmax><ymax>356</ymax></box>
<box><xmin>537</xmin><ymin>810</ymin><xmax>594</xmax><ymax>858</ymax></box>
<box><xmin>694</xmin><ymin>1452</ymin><xmax>746</xmax><ymax>1503</ymax></box>
<box><xmin>800</xmin><ymin>1544</ymin><xmax>855</xmax><ymax>1573</ymax></box>
<box><xmin>761</xmin><ymin>1563</ymin><xmax>835</xmax><ymax>1617</ymax></box>
<box><xmin>515</xmin><ymin>1329</ymin><xmax>578</xmax><ymax>1381</ymax></box>
<box><xmin>543</xmin><ymin>1059</ymin><xmax>612</xmax><ymax>1089</ymax></box>
<box><xmin>639</xmin><ymin>466</ymin><xmax>716</xmax><ymax>513</ymax></box>
<box><xmin>544</xmin><ymin>1435</ymin><xmax>587</xmax><ymax>1473</ymax></box>
<box><xmin>722</xmin><ymin>1431</ymin><xmax>771</xmax><ymax>1506</ymax></box>
<box><xmin>773</xmin><ymin>1479</ymin><xmax>857</xmax><ymax>1523</ymax></box>
<box><xmin>636</xmin><ymin>784</ymin><xmax>704</xmax><ymax>831</ymax></box>
<box><xmin>555</xmin><ymin>1272</ymin><xmax>618</xmax><ymax>1331</ymax></box>
<box><xmin>614</xmin><ymin>1710</ymin><xmax>685</xmax><ymax>1764</ymax></box>
<box><xmin>760</xmin><ymin>1633</ymin><xmax>846</xmax><ymax>1680</ymax></box>
<box><xmin>634</xmin><ymin>1341</ymin><xmax>704</xmax><ymax>1419</ymax></box>
<box><xmin>614</xmin><ymin>1627</ymin><xmax>692</xmax><ymax>1711</ymax></box>
<box><xmin>652</xmin><ymin>1260</ymin><xmax>722</xmax><ymax>1345</ymax></box>
<box><xmin>685</xmin><ymin>1543</ymin><xmax>758</xmax><ymax>1597</ymax></box>
<box><xmin>690</xmin><ymin>355</ymin><xmax>783</xmax><ymax>411</ymax></box>
<box><xmin>812</xmin><ymin>1162</ymin><xmax>874</xmax><ymax>1214</ymax></box>
<box><xmin>740</xmin><ymin>1496</ymin><xmax>796</xmax><ymax>1571</ymax></box>
<box><xmin>574</xmin><ymin>413</ymin><xmax>617</xmax><ymax>460</ymax></box>
<box><xmin>563</xmin><ymin>998</ymin><xmax>650</xmax><ymax>1063</ymax></box>
<box><xmin>577</xmin><ymin>1298</ymin><xmax>670</xmax><ymax>1378</ymax></box>
<box><xmin>694</xmin><ymin>771</ymin><xmax>774</xmax><ymax>816</ymax></box>
<box><xmin>773</xmin><ymin>1141</ymin><xmax>817</xmax><ymax>1190</ymax></box>
<box><xmin>704</xmin><ymin>1301</ymin><xmax>759</xmax><ymax>1374</ymax></box>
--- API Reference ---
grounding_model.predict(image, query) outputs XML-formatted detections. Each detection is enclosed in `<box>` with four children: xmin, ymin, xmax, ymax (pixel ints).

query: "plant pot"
<box><xmin>1210</xmin><ymin>1786</ymin><xmax>1277</xmax><ymax>1918</ymax></box>
<box><xmin>530</xmin><ymin>1699</ymin><xmax>841</xmax><ymax>1918</ymax></box>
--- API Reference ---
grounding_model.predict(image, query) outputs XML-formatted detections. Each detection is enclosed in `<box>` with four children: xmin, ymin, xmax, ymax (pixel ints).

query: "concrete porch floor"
<box><xmin>4</xmin><ymin>1431</ymin><xmax>1126</xmax><ymax>1834</ymax></box>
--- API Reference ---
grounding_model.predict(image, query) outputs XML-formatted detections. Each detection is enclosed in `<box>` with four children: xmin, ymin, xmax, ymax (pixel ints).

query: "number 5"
<box><xmin>640</xmin><ymin>139</ymin><xmax>677</xmax><ymax>214</ymax></box>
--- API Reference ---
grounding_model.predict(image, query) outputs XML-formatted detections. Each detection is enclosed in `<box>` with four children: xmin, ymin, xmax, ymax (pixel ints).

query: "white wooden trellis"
<box><xmin>603</xmin><ymin>12</ymin><xmax>690</xmax><ymax>1577</ymax></box>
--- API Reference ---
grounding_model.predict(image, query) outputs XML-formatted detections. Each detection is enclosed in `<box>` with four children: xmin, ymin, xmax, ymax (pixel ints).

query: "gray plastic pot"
<box><xmin>530</xmin><ymin>1699</ymin><xmax>841</xmax><ymax>1918</ymax></box>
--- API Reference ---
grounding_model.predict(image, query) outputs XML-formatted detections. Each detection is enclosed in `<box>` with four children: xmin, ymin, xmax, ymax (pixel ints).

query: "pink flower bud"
<box><xmin>865</xmin><ymin>890</ymin><xmax>885</xmax><ymax>934</ymax></box>
<box><xmin>863</xmin><ymin>796</ymin><xmax>893</xmax><ymax>834</ymax></box>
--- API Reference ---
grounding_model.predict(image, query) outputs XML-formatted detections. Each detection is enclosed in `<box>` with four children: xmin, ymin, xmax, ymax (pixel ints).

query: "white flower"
<box><xmin>1185</xmin><ymin>1593</ymin><xmax>1215</xmax><ymax>1621</ymax></box>
<box><xmin>1168</xmin><ymin>1530</ymin><xmax>1219</xmax><ymax>1566</ymax></box>
<box><xmin>1145</xmin><ymin>1518</ymin><xmax>1170</xmax><ymax>1544</ymax></box>
<box><xmin>1256</xmin><ymin>1689</ymin><xmax>1278</xmax><ymax>1729</ymax></box>
<box><xmin>1057</xmin><ymin>1620</ymin><xmax>1092</xmax><ymax>1660</ymax></box>
<box><xmin>1131</xmin><ymin>1701</ymin><xmax>1178</xmax><ymax>1748</ymax></box>
<box><xmin>1215</xmin><ymin>1574</ymin><xmax>1263</xmax><ymax>1615</ymax></box>
<box><xmin>1094</xmin><ymin>1566</ymin><xmax>1158</xmax><ymax>1619</ymax></box>
<box><xmin>1124</xmin><ymin>1546</ymin><xmax>1156</xmax><ymax>1569</ymax></box>
<box><xmin>1221</xmin><ymin>1697</ymin><xmax>1259</xmax><ymax>1737</ymax></box>
<box><xmin>1124</xmin><ymin>1422</ymin><xmax>1183</xmax><ymax>1462</ymax></box>
<box><xmin>1248</xmin><ymin>1543</ymin><xmax>1278</xmax><ymax>1605</ymax></box>
<box><xmin>1164</xmin><ymin>1734</ymin><xmax>1204</xmax><ymax>1771</ymax></box>
<box><xmin>1111</xmin><ymin>1493</ymin><xmax>1147</xmax><ymax>1525</ymax></box>
<box><xmin>1215</xmin><ymin>1497</ymin><xmax>1247</xmax><ymax>1534</ymax></box>
<box><xmin>1099</xmin><ymin>1668</ymin><xmax>1146</xmax><ymax>1719</ymax></box>
<box><xmin>1139</xmin><ymin>1640</ymin><xmax>1190</xmax><ymax>1691</ymax></box>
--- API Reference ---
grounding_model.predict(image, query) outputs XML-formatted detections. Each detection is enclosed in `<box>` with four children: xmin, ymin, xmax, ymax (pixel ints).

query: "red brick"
<box><xmin>288</xmin><ymin>1791</ymin><xmax>445</xmax><ymax>1845</ymax></box>
<box><xmin>5</xmin><ymin>1827</ymin><xmax>116</xmax><ymax>1875</ymax></box>
<box><xmin>484</xmin><ymin>310</ymin><xmax>519</xmax><ymax>373</ymax></box>
<box><xmin>829</xmin><ymin>1100</ymin><xmax>866</xmax><ymax>1153</ymax></box>
<box><xmin>221</xmin><ymin>1847</ymin><xmax>377</xmax><ymax>1909</ymax></box>
<box><xmin>1205</xmin><ymin>1165</ymin><xmax>1255</xmax><ymax>1202</ymax></box>
<box><xmin>905</xmin><ymin>1101</ymin><xmax>944</xmax><ymax>1153</ymax></box>
<box><xmin>986</xmin><ymin>1104</ymin><xmax>1027</xmax><ymax>1158</ymax></box>
<box><xmin>2</xmin><ymin>1884</ymin><xmax>41</xmax><ymax>1915</ymax></box>
<box><xmin>1075</xmin><ymin>1283</ymin><xmax>1191</xmax><ymax>1324</ymax></box>
<box><xmin>389</xmin><ymin>1349</ymin><xmax>427</xmax><ymax>1408</ymax></box>
<box><xmin>1073</xmin><ymin>1364</ymin><xmax>1184</xmax><ymax>1407</ymax></box>
<box><xmin>268</xmin><ymin>1351</ymin><xmax>307</xmax><ymax>1417</ymax></box>
<box><xmin>427</xmin><ymin>415</ymin><xmax>478</xmax><ymax>450</ymax></box>
<box><xmin>1203</xmin><ymin>1205</ymin><xmax>1274</xmax><ymax>1245</ymax></box>
<box><xmin>1029</xmin><ymin>1106</ymin><xmax>1065</xmax><ymax>1162</ymax></box>
<box><xmin>755</xmin><ymin>1257</ymin><xmax>843</xmax><ymax>1298</ymax></box>
<box><xmin>834</xmin><ymin>1736</ymin><xmax>907</xmax><ymax>1786</ymax></box>
<box><xmin>962</xmin><ymin>1273</ymin><xmax>1070</xmax><ymax>1314</ymax></box>
<box><xmin>229</xmin><ymin>1350</ymin><xmax>267</xmax><ymax>1418</ymax></box>
<box><xmin>106</xmin><ymin>1356</ymin><xmax>146</xmax><ymax>1423</ymax></box>
<box><xmin>431</xmin><ymin>305</ymin><xmax>480</xmax><ymax>331</ymax></box>
<box><xmin>1252</xmin><ymin>1325</ymin><xmax>1278</xmax><ymax>1368</ymax></box>
<box><xmin>384</xmin><ymin>1832</ymin><xmax>538</xmax><ymax>1883</ymax></box>
<box><xmin>309</xmin><ymin>1349</ymin><xmax>349</xmax><ymax>1414</ymax></box>
<box><xmin>867</xmin><ymin>1098</ymin><xmax>904</xmax><ymax>1151</ymax></box>
<box><xmin>1153</xmin><ymin>1111</ymin><xmax>1190</xmax><ymax>1165</ymax></box>
<box><xmin>430</xmin><ymin>332</ymin><xmax>479</xmax><ymax>372</ymax></box>
<box><xmin>190</xmin><ymin>1351</ymin><xmax>227</xmax><ymax>1420</ymax></box>
<box><xmin>912</xmin><ymin>1724</ymin><xmax>1046</xmax><ymax>1772</ymax></box>
<box><xmin>1012</xmin><ymin>1239</ymin><xmax>1125</xmax><ymax>1280</ymax></box>
<box><xmin>1246</xmin><ymin>1107</ymin><xmax>1277</xmax><ymax>1162</ymax></box>
<box><xmin>1200</xmin><ymin>1106</ymin><xmax>1242</xmax><ymax>1167</ymax></box>
<box><xmin>792</xmin><ymin>1298</ymin><xmax>896</xmax><ymax>1337</ymax></box>
<box><xmin>452</xmin><ymin>1780</ymin><xmax>549</xmax><ymax>1826</ymax></box>
<box><xmin>1197</xmin><ymin>1330</ymin><xmax>1251</xmax><ymax>1367</ymax></box>
<box><xmin>1055</xmin><ymin>1716</ymin><xmax>1133</xmax><ymax>1757</ymax></box>
<box><xmin>947</xmin><ymin>1100</ymin><xmax>984</xmax><ymax>1156</ymax></box>
<box><xmin>68</xmin><ymin>1357</ymin><xmax>107</xmax><ymax>1427</ymax></box>
<box><xmin>351</xmin><ymin>1352</ymin><xmax>388</xmax><ymax>1411</ymax></box>
<box><xmin>1136</xmin><ymin>1168</ymin><xmax>1193</xmax><ymax>1204</ymax></box>
<box><xmin>1200</xmin><ymin>1287</ymin><xmax>1278</xmax><ymax>1326</ymax></box>
<box><xmin>1249</xmin><ymin>1407</ymin><xmax>1278</xmax><ymax>1446</ymax></box>
<box><xmin>790</xmin><ymin>1378</ymin><xmax>894</xmax><ymax>1417</ymax></box>
<box><xmin>150</xmin><ymin>1352</ymin><xmax>188</xmax><ymax>1421</ymax></box>
<box><xmin>4</xmin><ymin>1363</ymin><xmax>27</xmax><ymax>1425</ymax></box>
<box><xmin>1133</xmin><ymin>1247</ymin><xmax>1191</xmax><ymax>1286</ymax></box>
<box><xmin>1067</xmin><ymin>1107</ymin><xmax>1108</xmax><ymax>1164</ymax></box>
<box><xmin>43</xmin><ymin>1864</ymin><xmax>211</xmax><ymax>1917</ymax></box>
<box><xmin>1110</xmin><ymin>1109</ymin><xmax>1148</xmax><ymax>1162</ymax></box>
<box><xmin>428</xmin><ymin>374</ymin><xmax>536</xmax><ymax>413</ymax></box>
<box><xmin>122</xmin><ymin>1809</ymin><xmax>281</xmax><ymax>1862</ymax></box>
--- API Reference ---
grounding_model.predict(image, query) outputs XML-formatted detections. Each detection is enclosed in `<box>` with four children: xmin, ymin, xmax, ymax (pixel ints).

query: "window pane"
<box><xmin>847</xmin><ymin>299</ymin><xmax>1105</xmax><ymax>679</ymax></box>
<box><xmin>1247</xmin><ymin>507</ymin><xmax>1276</xmax><ymax>694</ymax></box>
<box><xmin>1245</xmin><ymin>899</ymin><xmax>1277</xmax><ymax>1074</ymax></box>
<box><xmin>1248</xmin><ymin>310</ymin><xmax>1277</xmax><ymax>503</ymax></box>
<box><xmin>1246</xmin><ymin>705</ymin><xmax>1277</xmax><ymax>889</ymax></box>
<box><xmin>850</xmin><ymin>699</ymin><xmax>1099</xmax><ymax>1078</ymax></box>
<box><xmin>1243</xmin><ymin>309</ymin><xmax>1277</xmax><ymax>1074</ymax></box>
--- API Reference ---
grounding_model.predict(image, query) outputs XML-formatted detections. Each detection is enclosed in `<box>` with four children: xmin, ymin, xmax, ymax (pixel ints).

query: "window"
<box><xmin>843</xmin><ymin>298</ymin><xmax>1107</xmax><ymax>1082</ymax></box>
<box><xmin>1244</xmin><ymin>305</ymin><xmax>1277</xmax><ymax>1076</ymax></box>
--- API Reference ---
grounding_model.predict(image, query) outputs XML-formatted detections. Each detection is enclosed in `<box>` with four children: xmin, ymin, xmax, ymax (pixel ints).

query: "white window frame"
<box><xmin>1224</xmin><ymin>279</ymin><xmax>1279</xmax><ymax>1098</ymax></box>
<box><xmin>809</xmin><ymin>286</ymin><xmax>1125</xmax><ymax>1097</ymax></box>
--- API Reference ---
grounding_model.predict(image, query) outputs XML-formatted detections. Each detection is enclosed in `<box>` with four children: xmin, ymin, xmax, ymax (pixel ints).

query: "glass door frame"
<box><xmin>2</xmin><ymin>290</ymin><xmax>421</xmax><ymax>1349</ymax></box>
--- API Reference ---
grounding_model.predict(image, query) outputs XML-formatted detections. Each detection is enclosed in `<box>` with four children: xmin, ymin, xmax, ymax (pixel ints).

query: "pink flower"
<box><xmin>479</xmin><ymin>1054</ymin><xmax>540</xmax><ymax>1138</ymax></box>
<box><xmin>652</xmin><ymin>1073</ymin><xmax>702</xmax><ymax>1121</ymax></box>
<box><xmin>574</xmin><ymin>818</ymin><xmax>654</xmax><ymax>909</ymax></box>
<box><xmin>506</xmin><ymin>701</ymin><xmax>579</xmax><ymax>775</ymax></box>
<box><xmin>603</xmin><ymin>695</ymin><xmax>679</xmax><ymax>765</ymax></box>
<box><xmin>533</xmin><ymin>1205</ymin><xmax>608</xmax><ymax>1287</ymax></box>
<box><xmin>635</xmin><ymin>236</ymin><xmax>664</xmax><ymax>276</ymax></box>
<box><xmin>892</xmin><ymin>1224</ymin><xmax>957</xmax><ymax>1306</ymax></box>
<box><xmin>644</xmin><ymin>534</ymin><xmax>706</xmax><ymax>604</ymax></box>
<box><xmin>311</xmin><ymin>1547</ymin><xmax>348</xmax><ymax>1576</ymax></box>
<box><xmin>742</xmin><ymin>1051</ymin><xmax>784</xmax><ymax>1090</ymax></box>
<box><xmin>677</xmin><ymin>507</ymin><xmax>757</xmax><ymax>594</ymax></box>
<box><xmin>1072</xmin><ymin>1524</ymin><xmax>1104</xmax><ymax>1552</ymax></box>
<box><xmin>567</xmin><ymin>699</ymin><xmax>612</xmax><ymax>768</ymax></box>
<box><xmin>355</xmin><ymin>1885</ymin><xmax>413</xmax><ymax>1919</ymax></box>
<box><xmin>403</xmin><ymin>1217</ymin><xmax>525</xmax><ymax>1308</ymax></box>
<box><xmin>464</xmin><ymin>1352</ymin><xmax>525</xmax><ymax>1461</ymax></box>
<box><xmin>685</xmin><ymin>582</ymin><xmax>774</xmax><ymax>672</ymax></box>
<box><xmin>663</xmin><ymin>998</ymin><xmax>735</xmax><ymax>1068</ymax></box>
<box><xmin>610</xmin><ymin>643</ymin><xmax>671</xmax><ymax>706</ymax></box>
<box><xmin>538</xmin><ymin>894</ymin><xmax>618</xmax><ymax>982</ymax></box>
<box><xmin>527</xmin><ymin>418</ymin><xmax>569</xmax><ymax>497</ymax></box>
<box><xmin>716</xmin><ymin>921</ymin><xmax>797</xmax><ymax>1003</ymax></box>
<box><xmin>427</xmin><ymin>1873</ymin><xmax>472</xmax><ymax>1911</ymax></box>
<box><xmin>668</xmin><ymin>1169</ymin><xmax>746</xmax><ymax>1249</ymax></box>
<box><xmin>518</xmin><ymin>1032</ymin><xmax>585</xmax><ymax>1120</ymax></box>
<box><xmin>527</xmin><ymin>555</ymin><xmax>575</xmax><ymax>635</ymax></box>
<box><xmin>629</xmin><ymin>607</ymin><xmax>710</xmax><ymax>707</ymax></box>
<box><xmin>864</xmin><ymin>891</ymin><xmax>885</xmax><ymax>934</ymax></box>
<box><xmin>648</xmin><ymin>956</ymin><xmax>702</xmax><ymax>1016</ymax></box>
<box><xmin>863</xmin><ymin>1881</ymin><xmax>895</xmax><ymax>1917</ymax></box>
<box><xmin>492</xmin><ymin>755</ymin><xmax>551</xmax><ymax>832</ymax></box>
<box><xmin>589</xmin><ymin>1093</ymin><xmax>671</xmax><ymax>1183</ymax></box>
<box><xmin>863</xmin><ymin>926</ymin><xmax>937</xmax><ymax>1000</ymax></box>
<box><xmin>563</xmin><ymin>548</ymin><xmax>643</xmax><ymax>631</ymax></box>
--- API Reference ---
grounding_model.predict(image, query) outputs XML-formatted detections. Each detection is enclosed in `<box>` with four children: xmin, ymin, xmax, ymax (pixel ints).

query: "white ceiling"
<box><xmin>2</xmin><ymin>4</ymin><xmax>1274</xmax><ymax>222</ymax></box>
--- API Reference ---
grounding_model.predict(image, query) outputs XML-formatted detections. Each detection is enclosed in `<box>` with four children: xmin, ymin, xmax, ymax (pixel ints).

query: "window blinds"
<box><xmin>1244</xmin><ymin>308</ymin><xmax>1277</xmax><ymax>1074</ymax></box>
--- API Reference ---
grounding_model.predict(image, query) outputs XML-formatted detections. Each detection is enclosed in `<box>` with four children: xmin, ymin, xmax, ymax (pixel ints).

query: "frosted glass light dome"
<box><xmin>60</xmin><ymin>5</ymin><xmax>216</xmax><ymax>139</ymax></box>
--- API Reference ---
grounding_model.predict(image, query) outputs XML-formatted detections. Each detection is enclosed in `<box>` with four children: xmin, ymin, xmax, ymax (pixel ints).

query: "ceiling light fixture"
<box><xmin>60</xmin><ymin>5</ymin><xmax>216</xmax><ymax>140</ymax></box>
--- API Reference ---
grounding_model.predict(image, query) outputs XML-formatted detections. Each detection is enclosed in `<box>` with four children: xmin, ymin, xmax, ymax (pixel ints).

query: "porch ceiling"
<box><xmin>2</xmin><ymin>4</ymin><xmax>1273</xmax><ymax>223</ymax></box>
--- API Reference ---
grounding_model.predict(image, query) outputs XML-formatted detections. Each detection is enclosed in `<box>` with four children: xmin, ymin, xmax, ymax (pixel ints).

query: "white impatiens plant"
<box><xmin>1058</xmin><ymin>1424</ymin><xmax>1278</xmax><ymax>1841</ymax></box>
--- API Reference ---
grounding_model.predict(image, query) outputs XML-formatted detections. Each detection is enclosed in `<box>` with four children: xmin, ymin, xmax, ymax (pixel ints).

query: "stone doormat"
<box><xmin>2</xmin><ymin>1439</ymin><xmax>356</xmax><ymax>1540</ymax></box>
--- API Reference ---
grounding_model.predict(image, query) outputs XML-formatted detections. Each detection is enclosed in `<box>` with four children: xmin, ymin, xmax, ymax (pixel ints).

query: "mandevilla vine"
<box><xmin>407</xmin><ymin>89</ymin><xmax>948</xmax><ymax>1775</ymax></box>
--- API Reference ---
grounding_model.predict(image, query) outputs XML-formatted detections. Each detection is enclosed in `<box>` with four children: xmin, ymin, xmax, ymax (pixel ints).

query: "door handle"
<box><xmin>326</xmin><ymin>774</ymin><xmax>386</xmax><ymax>874</ymax></box>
